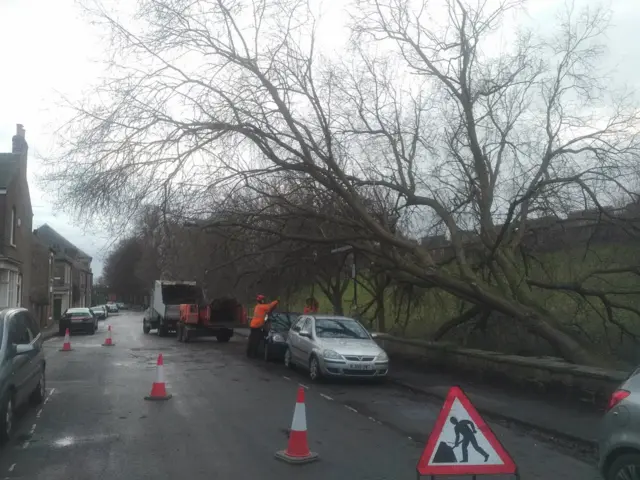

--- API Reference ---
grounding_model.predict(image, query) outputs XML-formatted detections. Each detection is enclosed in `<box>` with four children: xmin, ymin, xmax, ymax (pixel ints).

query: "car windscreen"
<box><xmin>270</xmin><ymin>313</ymin><xmax>298</xmax><ymax>332</ymax></box>
<box><xmin>314</xmin><ymin>318</ymin><xmax>370</xmax><ymax>339</ymax></box>
<box><xmin>66</xmin><ymin>311</ymin><xmax>91</xmax><ymax>317</ymax></box>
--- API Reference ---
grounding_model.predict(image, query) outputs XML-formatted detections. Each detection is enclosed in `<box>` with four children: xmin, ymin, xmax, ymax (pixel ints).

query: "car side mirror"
<box><xmin>299</xmin><ymin>331</ymin><xmax>311</xmax><ymax>338</ymax></box>
<box><xmin>14</xmin><ymin>344</ymin><xmax>35</xmax><ymax>356</ymax></box>
<box><xmin>370</xmin><ymin>332</ymin><xmax>379</xmax><ymax>339</ymax></box>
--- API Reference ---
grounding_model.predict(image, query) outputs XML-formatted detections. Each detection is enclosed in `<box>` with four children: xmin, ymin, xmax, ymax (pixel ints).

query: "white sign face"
<box><xmin>416</xmin><ymin>386</ymin><xmax>517</xmax><ymax>476</ymax></box>
<box><xmin>428</xmin><ymin>397</ymin><xmax>502</xmax><ymax>466</ymax></box>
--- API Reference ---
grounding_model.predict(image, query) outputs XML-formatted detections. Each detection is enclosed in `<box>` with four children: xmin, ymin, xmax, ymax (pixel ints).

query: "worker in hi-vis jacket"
<box><xmin>247</xmin><ymin>294</ymin><xmax>279</xmax><ymax>358</ymax></box>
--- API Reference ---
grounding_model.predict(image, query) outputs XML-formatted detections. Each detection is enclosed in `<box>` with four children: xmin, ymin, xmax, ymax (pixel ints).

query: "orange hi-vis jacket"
<box><xmin>250</xmin><ymin>300</ymin><xmax>279</xmax><ymax>328</ymax></box>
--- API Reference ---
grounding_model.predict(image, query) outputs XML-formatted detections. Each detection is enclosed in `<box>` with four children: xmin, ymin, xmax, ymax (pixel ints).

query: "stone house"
<box><xmin>0</xmin><ymin>124</ymin><xmax>33</xmax><ymax>309</ymax></box>
<box><xmin>33</xmin><ymin>224</ymin><xmax>93</xmax><ymax>319</ymax></box>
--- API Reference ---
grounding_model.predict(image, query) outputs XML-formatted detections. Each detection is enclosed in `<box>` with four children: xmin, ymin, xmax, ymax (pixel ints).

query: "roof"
<box><xmin>0</xmin><ymin>153</ymin><xmax>20</xmax><ymax>189</ymax></box>
<box><xmin>33</xmin><ymin>224</ymin><xmax>93</xmax><ymax>262</ymax></box>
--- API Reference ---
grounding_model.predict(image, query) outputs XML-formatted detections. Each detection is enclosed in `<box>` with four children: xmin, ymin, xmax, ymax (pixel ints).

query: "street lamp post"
<box><xmin>330</xmin><ymin>245</ymin><xmax>357</xmax><ymax>310</ymax></box>
<box><xmin>311</xmin><ymin>250</ymin><xmax>318</xmax><ymax>298</ymax></box>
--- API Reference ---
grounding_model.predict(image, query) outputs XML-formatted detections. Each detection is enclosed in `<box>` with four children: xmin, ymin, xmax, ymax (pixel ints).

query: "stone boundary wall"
<box><xmin>374</xmin><ymin>333</ymin><xmax>630</xmax><ymax>406</ymax></box>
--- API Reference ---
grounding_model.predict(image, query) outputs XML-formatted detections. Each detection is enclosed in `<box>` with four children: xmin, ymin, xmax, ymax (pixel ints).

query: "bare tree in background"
<box><xmin>41</xmin><ymin>0</ymin><xmax>640</xmax><ymax>364</ymax></box>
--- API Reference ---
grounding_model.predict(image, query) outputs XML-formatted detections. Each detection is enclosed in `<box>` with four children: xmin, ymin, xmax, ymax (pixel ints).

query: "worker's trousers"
<box><xmin>247</xmin><ymin>327</ymin><xmax>263</xmax><ymax>358</ymax></box>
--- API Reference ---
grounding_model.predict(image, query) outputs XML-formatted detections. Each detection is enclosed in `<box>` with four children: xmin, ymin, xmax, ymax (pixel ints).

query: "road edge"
<box><xmin>233</xmin><ymin>327</ymin><xmax>596</xmax><ymax>449</ymax></box>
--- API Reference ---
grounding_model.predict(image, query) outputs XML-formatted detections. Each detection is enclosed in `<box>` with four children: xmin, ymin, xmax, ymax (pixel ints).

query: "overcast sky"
<box><xmin>0</xmin><ymin>0</ymin><xmax>638</xmax><ymax>280</ymax></box>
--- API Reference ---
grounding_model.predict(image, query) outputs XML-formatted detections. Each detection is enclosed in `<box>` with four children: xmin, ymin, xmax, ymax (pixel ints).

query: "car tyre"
<box><xmin>0</xmin><ymin>392</ymin><xmax>14</xmax><ymax>444</ymax></box>
<box><xmin>216</xmin><ymin>331</ymin><xmax>231</xmax><ymax>343</ymax></box>
<box><xmin>606</xmin><ymin>453</ymin><xmax>640</xmax><ymax>480</ymax></box>
<box><xmin>284</xmin><ymin>348</ymin><xmax>295</xmax><ymax>369</ymax></box>
<box><xmin>309</xmin><ymin>355</ymin><xmax>323</xmax><ymax>382</ymax></box>
<box><xmin>30</xmin><ymin>369</ymin><xmax>46</xmax><ymax>405</ymax></box>
<box><xmin>143</xmin><ymin>322</ymin><xmax>151</xmax><ymax>334</ymax></box>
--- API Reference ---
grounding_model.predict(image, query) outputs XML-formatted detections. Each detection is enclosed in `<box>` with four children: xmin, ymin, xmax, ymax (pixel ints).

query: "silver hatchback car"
<box><xmin>599</xmin><ymin>367</ymin><xmax>640</xmax><ymax>479</ymax></box>
<box><xmin>284</xmin><ymin>315</ymin><xmax>389</xmax><ymax>381</ymax></box>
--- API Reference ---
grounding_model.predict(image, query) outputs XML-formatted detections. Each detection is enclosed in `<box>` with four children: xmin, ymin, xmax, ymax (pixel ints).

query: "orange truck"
<box><xmin>177</xmin><ymin>296</ymin><xmax>247</xmax><ymax>343</ymax></box>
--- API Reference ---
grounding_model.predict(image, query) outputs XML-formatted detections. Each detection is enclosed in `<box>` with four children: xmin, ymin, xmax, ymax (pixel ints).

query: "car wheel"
<box><xmin>309</xmin><ymin>356</ymin><xmax>322</xmax><ymax>382</ymax></box>
<box><xmin>0</xmin><ymin>392</ymin><xmax>14</xmax><ymax>444</ymax></box>
<box><xmin>30</xmin><ymin>369</ymin><xmax>46</xmax><ymax>405</ymax></box>
<box><xmin>143</xmin><ymin>322</ymin><xmax>151</xmax><ymax>334</ymax></box>
<box><xmin>284</xmin><ymin>348</ymin><xmax>294</xmax><ymax>369</ymax></box>
<box><xmin>606</xmin><ymin>453</ymin><xmax>640</xmax><ymax>480</ymax></box>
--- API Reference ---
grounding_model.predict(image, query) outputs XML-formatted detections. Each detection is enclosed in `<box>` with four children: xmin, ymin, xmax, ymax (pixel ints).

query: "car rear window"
<box><xmin>67</xmin><ymin>311</ymin><xmax>91</xmax><ymax>317</ymax></box>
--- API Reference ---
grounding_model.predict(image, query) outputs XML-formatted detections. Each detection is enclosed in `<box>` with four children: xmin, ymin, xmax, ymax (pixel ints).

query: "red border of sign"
<box><xmin>416</xmin><ymin>386</ymin><xmax>517</xmax><ymax>476</ymax></box>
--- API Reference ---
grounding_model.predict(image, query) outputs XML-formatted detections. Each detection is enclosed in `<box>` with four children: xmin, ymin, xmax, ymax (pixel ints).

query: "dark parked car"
<box><xmin>106</xmin><ymin>303</ymin><xmax>119</xmax><ymax>313</ymax></box>
<box><xmin>90</xmin><ymin>306</ymin><xmax>107</xmax><ymax>320</ymax></box>
<box><xmin>0</xmin><ymin>308</ymin><xmax>46</xmax><ymax>442</ymax></box>
<box><xmin>59</xmin><ymin>308</ymin><xmax>98</xmax><ymax>335</ymax></box>
<box><xmin>261</xmin><ymin>312</ymin><xmax>300</xmax><ymax>362</ymax></box>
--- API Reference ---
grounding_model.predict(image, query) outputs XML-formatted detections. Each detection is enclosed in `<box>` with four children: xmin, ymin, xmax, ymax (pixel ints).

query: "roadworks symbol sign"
<box><xmin>417</xmin><ymin>386</ymin><xmax>517</xmax><ymax>476</ymax></box>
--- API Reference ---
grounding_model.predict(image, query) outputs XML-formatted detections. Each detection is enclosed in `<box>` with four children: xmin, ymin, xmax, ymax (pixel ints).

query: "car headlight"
<box><xmin>322</xmin><ymin>349</ymin><xmax>343</xmax><ymax>360</ymax></box>
<box><xmin>271</xmin><ymin>333</ymin><xmax>285</xmax><ymax>343</ymax></box>
<box><xmin>376</xmin><ymin>351</ymin><xmax>389</xmax><ymax>362</ymax></box>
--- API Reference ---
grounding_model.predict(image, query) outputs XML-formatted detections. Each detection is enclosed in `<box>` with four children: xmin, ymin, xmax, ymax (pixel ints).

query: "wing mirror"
<box><xmin>299</xmin><ymin>331</ymin><xmax>312</xmax><ymax>338</ymax></box>
<box><xmin>14</xmin><ymin>344</ymin><xmax>35</xmax><ymax>356</ymax></box>
<box><xmin>370</xmin><ymin>332</ymin><xmax>379</xmax><ymax>339</ymax></box>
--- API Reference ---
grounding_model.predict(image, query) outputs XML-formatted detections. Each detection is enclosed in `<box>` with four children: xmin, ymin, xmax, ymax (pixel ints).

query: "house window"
<box><xmin>0</xmin><ymin>270</ymin><xmax>8</xmax><ymax>308</ymax></box>
<box><xmin>10</xmin><ymin>207</ymin><xmax>16</xmax><ymax>246</ymax></box>
<box><xmin>7</xmin><ymin>271</ymin><xmax>18</xmax><ymax>308</ymax></box>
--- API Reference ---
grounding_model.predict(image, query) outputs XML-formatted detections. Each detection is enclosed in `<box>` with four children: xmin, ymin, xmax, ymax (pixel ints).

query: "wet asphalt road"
<box><xmin>0</xmin><ymin>312</ymin><xmax>602</xmax><ymax>480</ymax></box>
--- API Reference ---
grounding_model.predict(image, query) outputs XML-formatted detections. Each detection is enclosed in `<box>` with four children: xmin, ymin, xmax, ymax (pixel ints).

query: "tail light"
<box><xmin>607</xmin><ymin>389</ymin><xmax>630</xmax><ymax>411</ymax></box>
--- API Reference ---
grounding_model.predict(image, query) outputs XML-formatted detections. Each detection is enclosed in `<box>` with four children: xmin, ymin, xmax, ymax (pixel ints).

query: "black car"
<box><xmin>0</xmin><ymin>308</ymin><xmax>46</xmax><ymax>442</ymax></box>
<box><xmin>59</xmin><ymin>308</ymin><xmax>98</xmax><ymax>335</ymax></box>
<box><xmin>261</xmin><ymin>312</ymin><xmax>300</xmax><ymax>362</ymax></box>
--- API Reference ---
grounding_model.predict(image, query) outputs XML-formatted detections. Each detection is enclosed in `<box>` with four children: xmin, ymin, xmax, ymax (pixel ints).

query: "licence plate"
<box><xmin>71</xmin><ymin>319</ymin><xmax>84</xmax><ymax>323</ymax></box>
<box><xmin>348</xmin><ymin>364</ymin><xmax>374</xmax><ymax>370</ymax></box>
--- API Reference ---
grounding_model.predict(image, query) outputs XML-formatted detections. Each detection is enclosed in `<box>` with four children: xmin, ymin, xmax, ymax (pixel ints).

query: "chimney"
<box><xmin>12</xmin><ymin>124</ymin><xmax>28</xmax><ymax>155</ymax></box>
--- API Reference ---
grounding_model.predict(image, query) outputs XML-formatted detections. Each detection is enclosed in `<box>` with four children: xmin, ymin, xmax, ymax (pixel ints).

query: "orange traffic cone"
<box><xmin>59</xmin><ymin>328</ymin><xmax>72</xmax><ymax>352</ymax></box>
<box><xmin>145</xmin><ymin>354</ymin><xmax>172</xmax><ymax>401</ymax></box>
<box><xmin>102</xmin><ymin>325</ymin><xmax>115</xmax><ymax>346</ymax></box>
<box><xmin>275</xmin><ymin>387</ymin><xmax>319</xmax><ymax>464</ymax></box>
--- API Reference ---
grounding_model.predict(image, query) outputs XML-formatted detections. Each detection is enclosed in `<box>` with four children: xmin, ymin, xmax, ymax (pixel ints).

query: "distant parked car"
<box><xmin>599</xmin><ymin>369</ymin><xmax>640</xmax><ymax>479</ymax></box>
<box><xmin>60</xmin><ymin>308</ymin><xmax>98</xmax><ymax>335</ymax></box>
<box><xmin>284</xmin><ymin>315</ymin><xmax>389</xmax><ymax>382</ymax></box>
<box><xmin>116</xmin><ymin>302</ymin><xmax>127</xmax><ymax>310</ymax></box>
<box><xmin>261</xmin><ymin>312</ymin><xmax>300</xmax><ymax>362</ymax></box>
<box><xmin>90</xmin><ymin>306</ymin><xmax>107</xmax><ymax>320</ymax></box>
<box><xmin>106</xmin><ymin>303</ymin><xmax>119</xmax><ymax>313</ymax></box>
<box><xmin>0</xmin><ymin>308</ymin><xmax>46</xmax><ymax>442</ymax></box>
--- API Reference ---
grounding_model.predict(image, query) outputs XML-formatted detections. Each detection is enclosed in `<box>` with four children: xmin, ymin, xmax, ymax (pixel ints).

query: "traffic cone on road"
<box><xmin>59</xmin><ymin>328</ymin><xmax>72</xmax><ymax>352</ymax></box>
<box><xmin>144</xmin><ymin>354</ymin><xmax>172</xmax><ymax>401</ymax></box>
<box><xmin>102</xmin><ymin>325</ymin><xmax>115</xmax><ymax>347</ymax></box>
<box><xmin>275</xmin><ymin>386</ymin><xmax>318</xmax><ymax>464</ymax></box>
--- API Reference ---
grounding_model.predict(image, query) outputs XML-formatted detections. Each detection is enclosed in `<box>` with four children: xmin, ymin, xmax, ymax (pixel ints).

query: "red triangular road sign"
<box><xmin>417</xmin><ymin>386</ymin><xmax>517</xmax><ymax>476</ymax></box>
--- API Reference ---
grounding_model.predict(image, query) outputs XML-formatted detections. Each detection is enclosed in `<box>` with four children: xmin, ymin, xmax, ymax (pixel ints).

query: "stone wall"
<box><xmin>374</xmin><ymin>333</ymin><xmax>630</xmax><ymax>406</ymax></box>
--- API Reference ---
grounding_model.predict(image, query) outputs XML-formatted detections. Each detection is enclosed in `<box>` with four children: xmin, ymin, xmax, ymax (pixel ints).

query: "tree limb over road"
<box><xmin>41</xmin><ymin>0</ymin><xmax>640</xmax><ymax>365</ymax></box>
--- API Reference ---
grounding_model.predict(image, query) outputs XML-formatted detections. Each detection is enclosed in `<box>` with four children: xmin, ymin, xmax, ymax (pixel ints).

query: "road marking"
<box><xmin>282</xmin><ymin>376</ymin><xmax>291</xmax><ymax>381</ymax></box>
<box><xmin>8</xmin><ymin>464</ymin><xmax>15</xmax><ymax>472</ymax></box>
<box><xmin>30</xmin><ymin>424</ymin><xmax>36</xmax><ymax>434</ymax></box>
<box><xmin>345</xmin><ymin>405</ymin><xmax>358</xmax><ymax>413</ymax></box>
<box><xmin>320</xmin><ymin>393</ymin><xmax>333</xmax><ymax>401</ymax></box>
<box><xmin>298</xmin><ymin>383</ymin><xmax>309</xmax><ymax>390</ymax></box>
<box><xmin>22</xmin><ymin>440</ymin><xmax>29</xmax><ymax>449</ymax></box>
<box><xmin>36</xmin><ymin>408</ymin><xmax>42</xmax><ymax>418</ymax></box>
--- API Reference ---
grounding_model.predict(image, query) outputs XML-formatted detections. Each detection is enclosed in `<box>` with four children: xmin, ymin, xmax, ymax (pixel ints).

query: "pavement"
<box><xmin>0</xmin><ymin>312</ymin><xmax>603</xmax><ymax>480</ymax></box>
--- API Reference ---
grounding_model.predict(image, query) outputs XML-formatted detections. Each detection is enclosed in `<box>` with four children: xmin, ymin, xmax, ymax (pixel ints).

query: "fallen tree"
<box><xmin>42</xmin><ymin>0</ymin><xmax>640</xmax><ymax>364</ymax></box>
